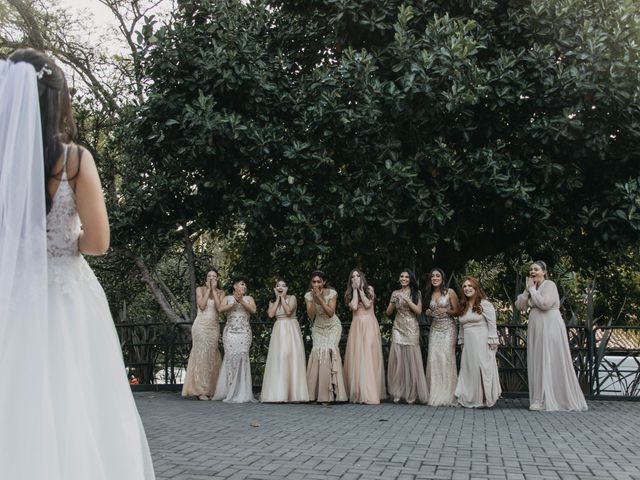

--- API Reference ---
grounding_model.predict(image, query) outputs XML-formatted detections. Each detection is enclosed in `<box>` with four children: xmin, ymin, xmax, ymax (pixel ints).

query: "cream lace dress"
<box><xmin>46</xmin><ymin>145</ymin><xmax>155</xmax><ymax>479</ymax></box>
<box><xmin>213</xmin><ymin>296</ymin><xmax>255</xmax><ymax>403</ymax></box>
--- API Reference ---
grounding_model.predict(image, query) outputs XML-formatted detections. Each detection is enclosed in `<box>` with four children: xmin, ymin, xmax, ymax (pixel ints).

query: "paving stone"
<box><xmin>134</xmin><ymin>393</ymin><xmax>640</xmax><ymax>480</ymax></box>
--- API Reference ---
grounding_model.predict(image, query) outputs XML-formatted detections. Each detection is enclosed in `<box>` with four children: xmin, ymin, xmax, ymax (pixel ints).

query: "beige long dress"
<box><xmin>387</xmin><ymin>290</ymin><xmax>428</xmax><ymax>403</ymax></box>
<box><xmin>343</xmin><ymin>299</ymin><xmax>386</xmax><ymax>404</ymax></box>
<box><xmin>455</xmin><ymin>299</ymin><xmax>501</xmax><ymax>408</ymax></box>
<box><xmin>425</xmin><ymin>292</ymin><xmax>458</xmax><ymax>406</ymax></box>
<box><xmin>182</xmin><ymin>298</ymin><xmax>222</xmax><ymax>398</ymax></box>
<box><xmin>260</xmin><ymin>299</ymin><xmax>310</xmax><ymax>402</ymax></box>
<box><xmin>305</xmin><ymin>289</ymin><xmax>347</xmax><ymax>402</ymax></box>
<box><xmin>515</xmin><ymin>280</ymin><xmax>588</xmax><ymax>411</ymax></box>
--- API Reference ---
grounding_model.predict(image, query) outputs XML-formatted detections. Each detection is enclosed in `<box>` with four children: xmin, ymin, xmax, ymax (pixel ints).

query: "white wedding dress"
<box><xmin>46</xmin><ymin>146</ymin><xmax>156</xmax><ymax>479</ymax></box>
<box><xmin>0</xmin><ymin>61</ymin><xmax>155</xmax><ymax>479</ymax></box>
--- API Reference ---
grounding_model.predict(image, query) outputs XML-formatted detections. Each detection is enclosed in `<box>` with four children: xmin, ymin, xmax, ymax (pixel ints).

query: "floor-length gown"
<box><xmin>182</xmin><ymin>298</ymin><xmax>222</xmax><ymax>398</ymax></box>
<box><xmin>387</xmin><ymin>290</ymin><xmax>428</xmax><ymax>403</ymax></box>
<box><xmin>213</xmin><ymin>296</ymin><xmax>255</xmax><ymax>403</ymax></box>
<box><xmin>455</xmin><ymin>300</ymin><xmax>502</xmax><ymax>408</ymax></box>
<box><xmin>516</xmin><ymin>280</ymin><xmax>588</xmax><ymax>411</ymax></box>
<box><xmin>260</xmin><ymin>299</ymin><xmax>309</xmax><ymax>402</ymax></box>
<box><xmin>425</xmin><ymin>292</ymin><xmax>458</xmax><ymax>406</ymax></box>
<box><xmin>305</xmin><ymin>289</ymin><xmax>348</xmax><ymax>402</ymax></box>
<box><xmin>47</xmin><ymin>147</ymin><xmax>155</xmax><ymax>479</ymax></box>
<box><xmin>343</xmin><ymin>300</ymin><xmax>386</xmax><ymax>404</ymax></box>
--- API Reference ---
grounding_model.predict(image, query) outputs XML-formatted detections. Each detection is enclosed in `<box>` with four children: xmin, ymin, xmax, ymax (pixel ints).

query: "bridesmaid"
<box><xmin>182</xmin><ymin>269</ymin><xmax>224</xmax><ymax>400</ymax></box>
<box><xmin>213</xmin><ymin>276</ymin><xmax>257</xmax><ymax>403</ymax></box>
<box><xmin>260</xmin><ymin>279</ymin><xmax>310</xmax><ymax>403</ymax></box>
<box><xmin>343</xmin><ymin>269</ymin><xmax>386</xmax><ymax>404</ymax></box>
<box><xmin>455</xmin><ymin>277</ymin><xmax>502</xmax><ymax>408</ymax></box>
<box><xmin>423</xmin><ymin>268</ymin><xmax>459</xmax><ymax>406</ymax></box>
<box><xmin>385</xmin><ymin>270</ymin><xmax>428</xmax><ymax>404</ymax></box>
<box><xmin>305</xmin><ymin>271</ymin><xmax>347</xmax><ymax>402</ymax></box>
<box><xmin>515</xmin><ymin>261</ymin><xmax>588</xmax><ymax>411</ymax></box>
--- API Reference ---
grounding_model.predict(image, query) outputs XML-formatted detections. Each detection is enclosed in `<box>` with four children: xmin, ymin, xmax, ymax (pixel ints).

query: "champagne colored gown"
<box><xmin>387</xmin><ymin>290</ymin><xmax>428</xmax><ymax>403</ymax></box>
<box><xmin>516</xmin><ymin>280</ymin><xmax>587</xmax><ymax>411</ymax></box>
<box><xmin>213</xmin><ymin>296</ymin><xmax>255</xmax><ymax>403</ymax></box>
<box><xmin>182</xmin><ymin>298</ymin><xmax>222</xmax><ymax>398</ymax></box>
<box><xmin>455</xmin><ymin>300</ymin><xmax>502</xmax><ymax>408</ymax></box>
<box><xmin>260</xmin><ymin>298</ymin><xmax>309</xmax><ymax>402</ymax></box>
<box><xmin>305</xmin><ymin>289</ymin><xmax>348</xmax><ymax>402</ymax></box>
<box><xmin>343</xmin><ymin>296</ymin><xmax>386</xmax><ymax>404</ymax></box>
<box><xmin>425</xmin><ymin>292</ymin><xmax>458</xmax><ymax>406</ymax></box>
<box><xmin>46</xmin><ymin>147</ymin><xmax>155</xmax><ymax>479</ymax></box>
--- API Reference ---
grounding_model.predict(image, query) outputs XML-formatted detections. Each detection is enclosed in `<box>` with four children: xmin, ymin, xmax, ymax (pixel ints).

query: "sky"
<box><xmin>60</xmin><ymin>0</ymin><xmax>119</xmax><ymax>32</ymax></box>
<box><xmin>58</xmin><ymin>0</ymin><xmax>173</xmax><ymax>52</ymax></box>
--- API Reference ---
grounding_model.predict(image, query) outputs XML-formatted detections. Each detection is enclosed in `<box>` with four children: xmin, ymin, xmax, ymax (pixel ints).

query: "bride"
<box><xmin>0</xmin><ymin>49</ymin><xmax>155</xmax><ymax>479</ymax></box>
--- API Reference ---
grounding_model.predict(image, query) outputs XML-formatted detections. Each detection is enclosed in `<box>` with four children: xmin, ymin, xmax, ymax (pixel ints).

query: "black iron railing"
<box><xmin>116</xmin><ymin>317</ymin><xmax>640</xmax><ymax>398</ymax></box>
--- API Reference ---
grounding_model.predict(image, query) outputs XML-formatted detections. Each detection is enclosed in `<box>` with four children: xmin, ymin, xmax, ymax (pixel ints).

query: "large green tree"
<box><xmin>123</xmin><ymin>0</ymin><xmax>640</xmax><ymax>300</ymax></box>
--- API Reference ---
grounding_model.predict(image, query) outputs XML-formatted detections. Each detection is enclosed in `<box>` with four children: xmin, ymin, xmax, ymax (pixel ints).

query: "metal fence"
<box><xmin>116</xmin><ymin>317</ymin><xmax>640</xmax><ymax>398</ymax></box>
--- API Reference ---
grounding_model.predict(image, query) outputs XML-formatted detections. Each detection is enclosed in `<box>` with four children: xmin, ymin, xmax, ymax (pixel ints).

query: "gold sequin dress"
<box><xmin>387</xmin><ymin>289</ymin><xmax>428</xmax><ymax>403</ymax></box>
<box><xmin>305</xmin><ymin>289</ymin><xmax>347</xmax><ymax>402</ymax></box>
<box><xmin>182</xmin><ymin>298</ymin><xmax>222</xmax><ymax>398</ymax></box>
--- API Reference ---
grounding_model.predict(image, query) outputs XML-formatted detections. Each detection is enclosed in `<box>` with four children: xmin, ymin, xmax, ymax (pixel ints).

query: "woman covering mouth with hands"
<box><xmin>305</xmin><ymin>271</ymin><xmax>347</xmax><ymax>402</ymax></box>
<box><xmin>260</xmin><ymin>279</ymin><xmax>309</xmax><ymax>403</ymax></box>
<box><xmin>515</xmin><ymin>261</ymin><xmax>587</xmax><ymax>412</ymax></box>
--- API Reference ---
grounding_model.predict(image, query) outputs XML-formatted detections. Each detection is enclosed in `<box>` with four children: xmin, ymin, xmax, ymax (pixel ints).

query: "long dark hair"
<box><xmin>457</xmin><ymin>276</ymin><xmax>487</xmax><ymax>315</ymax></box>
<box><xmin>308</xmin><ymin>270</ymin><xmax>332</xmax><ymax>291</ymax></box>
<box><xmin>344</xmin><ymin>268</ymin><xmax>372</xmax><ymax>305</ymax></box>
<box><xmin>8</xmin><ymin>48</ymin><xmax>77</xmax><ymax>213</ymax></box>
<box><xmin>400</xmin><ymin>269</ymin><xmax>420</xmax><ymax>304</ymax></box>
<box><xmin>423</xmin><ymin>267</ymin><xmax>448</xmax><ymax>305</ymax></box>
<box><xmin>204</xmin><ymin>267</ymin><xmax>220</xmax><ymax>287</ymax></box>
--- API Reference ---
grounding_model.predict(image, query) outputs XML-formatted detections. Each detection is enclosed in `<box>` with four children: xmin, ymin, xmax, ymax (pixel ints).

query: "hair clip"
<box><xmin>36</xmin><ymin>64</ymin><xmax>53</xmax><ymax>80</ymax></box>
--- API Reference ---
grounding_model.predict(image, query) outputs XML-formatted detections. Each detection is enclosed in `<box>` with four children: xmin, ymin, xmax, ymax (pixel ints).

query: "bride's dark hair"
<box><xmin>8</xmin><ymin>48</ymin><xmax>77</xmax><ymax>213</ymax></box>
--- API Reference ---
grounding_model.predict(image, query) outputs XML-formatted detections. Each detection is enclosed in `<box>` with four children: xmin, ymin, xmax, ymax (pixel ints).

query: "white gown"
<box><xmin>46</xmin><ymin>148</ymin><xmax>155</xmax><ymax>479</ymax></box>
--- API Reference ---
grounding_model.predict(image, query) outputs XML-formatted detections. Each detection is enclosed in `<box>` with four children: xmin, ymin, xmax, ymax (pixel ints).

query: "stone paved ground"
<box><xmin>135</xmin><ymin>392</ymin><xmax>640</xmax><ymax>480</ymax></box>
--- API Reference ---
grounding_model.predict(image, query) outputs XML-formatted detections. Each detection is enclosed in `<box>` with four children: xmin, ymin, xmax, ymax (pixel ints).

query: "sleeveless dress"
<box><xmin>213</xmin><ymin>296</ymin><xmax>255</xmax><ymax>403</ymax></box>
<box><xmin>455</xmin><ymin>299</ymin><xmax>502</xmax><ymax>408</ymax></box>
<box><xmin>260</xmin><ymin>299</ymin><xmax>309</xmax><ymax>402</ymax></box>
<box><xmin>47</xmin><ymin>146</ymin><xmax>155</xmax><ymax>479</ymax></box>
<box><xmin>516</xmin><ymin>280</ymin><xmax>588</xmax><ymax>411</ymax></box>
<box><xmin>387</xmin><ymin>290</ymin><xmax>428</xmax><ymax>403</ymax></box>
<box><xmin>425</xmin><ymin>292</ymin><xmax>458</xmax><ymax>406</ymax></box>
<box><xmin>343</xmin><ymin>297</ymin><xmax>386</xmax><ymax>404</ymax></box>
<box><xmin>182</xmin><ymin>297</ymin><xmax>222</xmax><ymax>398</ymax></box>
<box><xmin>305</xmin><ymin>289</ymin><xmax>347</xmax><ymax>402</ymax></box>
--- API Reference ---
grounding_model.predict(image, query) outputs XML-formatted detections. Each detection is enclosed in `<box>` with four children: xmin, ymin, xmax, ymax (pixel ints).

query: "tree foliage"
<box><xmin>122</xmin><ymin>0</ymin><xmax>640</xmax><ymax>302</ymax></box>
